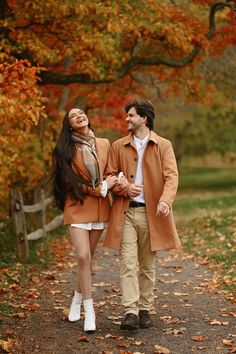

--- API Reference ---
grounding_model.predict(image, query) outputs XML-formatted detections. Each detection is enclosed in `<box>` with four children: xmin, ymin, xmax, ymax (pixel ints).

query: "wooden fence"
<box><xmin>10</xmin><ymin>189</ymin><xmax>63</xmax><ymax>260</ymax></box>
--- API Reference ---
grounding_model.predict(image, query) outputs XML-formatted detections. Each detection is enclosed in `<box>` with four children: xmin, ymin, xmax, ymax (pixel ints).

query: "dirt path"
<box><xmin>2</xmin><ymin>235</ymin><xmax>236</xmax><ymax>354</ymax></box>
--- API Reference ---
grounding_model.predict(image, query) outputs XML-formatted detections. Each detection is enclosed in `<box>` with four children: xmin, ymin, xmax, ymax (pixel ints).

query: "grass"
<box><xmin>0</xmin><ymin>212</ymin><xmax>67</xmax><ymax>268</ymax></box>
<box><xmin>0</xmin><ymin>303</ymin><xmax>18</xmax><ymax>315</ymax></box>
<box><xmin>175</xmin><ymin>165</ymin><xmax>236</xmax><ymax>294</ymax></box>
<box><xmin>178</xmin><ymin>166</ymin><xmax>236</xmax><ymax>190</ymax></box>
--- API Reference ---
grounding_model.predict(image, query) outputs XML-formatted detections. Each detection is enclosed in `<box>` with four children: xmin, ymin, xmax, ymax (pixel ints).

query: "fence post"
<box><xmin>34</xmin><ymin>186</ymin><xmax>46</xmax><ymax>235</ymax></box>
<box><xmin>10</xmin><ymin>190</ymin><xmax>29</xmax><ymax>260</ymax></box>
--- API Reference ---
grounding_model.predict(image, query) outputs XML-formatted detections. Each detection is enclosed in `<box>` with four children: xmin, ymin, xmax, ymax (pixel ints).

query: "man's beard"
<box><xmin>127</xmin><ymin>123</ymin><xmax>135</xmax><ymax>132</ymax></box>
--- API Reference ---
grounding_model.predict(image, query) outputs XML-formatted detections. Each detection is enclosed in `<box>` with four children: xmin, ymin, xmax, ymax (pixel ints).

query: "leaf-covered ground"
<box><xmin>0</xmin><ymin>234</ymin><xmax>235</xmax><ymax>354</ymax></box>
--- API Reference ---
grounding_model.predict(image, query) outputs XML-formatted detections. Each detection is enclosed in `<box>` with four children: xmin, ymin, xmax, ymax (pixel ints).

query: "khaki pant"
<box><xmin>120</xmin><ymin>207</ymin><xmax>156</xmax><ymax>316</ymax></box>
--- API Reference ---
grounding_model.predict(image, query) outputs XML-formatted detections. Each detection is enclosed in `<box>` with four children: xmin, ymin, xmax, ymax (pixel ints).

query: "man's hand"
<box><xmin>128</xmin><ymin>184</ymin><xmax>144</xmax><ymax>198</ymax></box>
<box><xmin>156</xmin><ymin>201</ymin><xmax>170</xmax><ymax>217</ymax></box>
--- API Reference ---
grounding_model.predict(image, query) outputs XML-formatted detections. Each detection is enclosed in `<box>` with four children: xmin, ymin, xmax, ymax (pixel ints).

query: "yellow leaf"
<box><xmin>0</xmin><ymin>339</ymin><xmax>13</xmax><ymax>353</ymax></box>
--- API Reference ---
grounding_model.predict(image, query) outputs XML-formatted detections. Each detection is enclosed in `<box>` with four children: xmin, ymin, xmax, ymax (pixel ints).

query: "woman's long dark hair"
<box><xmin>49</xmin><ymin>109</ymin><xmax>93</xmax><ymax>210</ymax></box>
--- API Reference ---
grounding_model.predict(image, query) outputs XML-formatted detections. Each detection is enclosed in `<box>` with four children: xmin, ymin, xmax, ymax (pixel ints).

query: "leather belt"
<box><xmin>129</xmin><ymin>201</ymin><xmax>146</xmax><ymax>208</ymax></box>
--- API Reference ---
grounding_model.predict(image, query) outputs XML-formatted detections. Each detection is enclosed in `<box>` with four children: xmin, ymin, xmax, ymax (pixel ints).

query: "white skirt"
<box><xmin>71</xmin><ymin>222</ymin><xmax>107</xmax><ymax>230</ymax></box>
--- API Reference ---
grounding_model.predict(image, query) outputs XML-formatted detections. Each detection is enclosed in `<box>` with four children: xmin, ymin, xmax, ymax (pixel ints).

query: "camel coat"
<box><xmin>64</xmin><ymin>138</ymin><xmax>111</xmax><ymax>224</ymax></box>
<box><xmin>103</xmin><ymin>131</ymin><xmax>181</xmax><ymax>252</ymax></box>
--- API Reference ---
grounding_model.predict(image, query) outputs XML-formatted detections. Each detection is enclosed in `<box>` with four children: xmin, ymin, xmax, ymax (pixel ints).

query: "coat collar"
<box><xmin>123</xmin><ymin>131</ymin><xmax>158</xmax><ymax>146</ymax></box>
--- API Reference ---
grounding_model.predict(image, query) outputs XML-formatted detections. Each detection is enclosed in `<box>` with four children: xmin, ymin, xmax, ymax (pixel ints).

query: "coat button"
<box><xmin>130</xmin><ymin>175</ymin><xmax>134</xmax><ymax>178</ymax></box>
<box><xmin>134</xmin><ymin>157</ymin><xmax>137</xmax><ymax>161</ymax></box>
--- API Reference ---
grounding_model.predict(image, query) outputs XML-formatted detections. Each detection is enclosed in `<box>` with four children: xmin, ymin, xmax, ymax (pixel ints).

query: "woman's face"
<box><xmin>68</xmin><ymin>108</ymin><xmax>89</xmax><ymax>132</ymax></box>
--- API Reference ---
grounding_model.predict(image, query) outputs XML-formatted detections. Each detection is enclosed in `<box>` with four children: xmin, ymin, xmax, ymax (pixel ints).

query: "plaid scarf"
<box><xmin>71</xmin><ymin>130</ymin><xmax>102</xmax><ymax>188</ymax></box>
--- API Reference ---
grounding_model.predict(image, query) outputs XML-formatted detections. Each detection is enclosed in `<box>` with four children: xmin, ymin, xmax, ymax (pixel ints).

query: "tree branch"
<box><xmin>0</xmin><ymin>0</ymin><xmax>8</xmax><ymax>20</ymax></box>
<box><xmin>38</xmin><ymin>1</ymin><xmax>236</xmax><ymax>85</ymax></box>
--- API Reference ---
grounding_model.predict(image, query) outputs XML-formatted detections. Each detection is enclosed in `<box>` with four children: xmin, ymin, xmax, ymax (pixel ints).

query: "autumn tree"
<box><xmin>0</xmin><ymin>0</ymin><xmax>236</xmax><ymax>218</ymax></box>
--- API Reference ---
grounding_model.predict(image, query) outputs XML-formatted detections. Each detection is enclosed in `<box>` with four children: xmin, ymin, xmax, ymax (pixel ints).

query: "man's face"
<box><xmin>126</xmin><ymin>107</ymin><xmax>146</xmax><ymax>133</ymax></box>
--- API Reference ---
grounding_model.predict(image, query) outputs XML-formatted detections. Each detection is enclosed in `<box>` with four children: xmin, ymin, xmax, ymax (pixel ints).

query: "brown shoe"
<box><xmin>139</xmin><ymin>310</ymin><xmax>153</xmax><ymax>328</ymax></box>
<box><xmin>120</xmin><ymin>313</ymin><xmax>139</xmax><ymax>330</ymax></box>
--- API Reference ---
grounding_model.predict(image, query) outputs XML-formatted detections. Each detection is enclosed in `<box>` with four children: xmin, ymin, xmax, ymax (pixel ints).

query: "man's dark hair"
<box><xmin>125</xmin><ymin>99</ymin><xmax>155</xmax><ymax>130</ymax></box>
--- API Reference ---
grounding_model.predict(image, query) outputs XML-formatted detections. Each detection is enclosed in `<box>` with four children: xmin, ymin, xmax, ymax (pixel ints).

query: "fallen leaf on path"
<box><xmin>166</xmin><ymin>279</ymin><xmax>179</xmax><ymax>284</ymax></box>
<box><xmin>9</xmin><ymin>284</ymin><xmax>20</xmax><ymax>291</ymax></box>
<box><xmin>50</xmin><ymin>290</ymin><xmax>62</xmax><ymax>295</ymax></box>
<box><xmin>134</xmin><ymin>341</ymin><xmax>143</xmax><ymax>345</ymax></box>
<box><xmin>62</xmin><ymin>308</ymin><xmax>69</xmax><ymax>317</ymax></box>
<box><xmin>30</xmin><ymin>276</ymin><xmax>40</xmax><ymax>283</ymax></box>
<box><xmin>105</xmin><ymin>334</ymin><xmax>125</xmax><ymax>340</ymax></box>
<box><xmin>95</xmin><ymin>301</ymin><xmax>106</xmax><ymax>308</ymax></box>
<box><xmin>0</xmin><ymin>339</ymin><xmax>13</xmax><ymax>353</ymax></box>
<box><xmin>223</xmin><ymin>339</ymin><xmax>235</xmax><ymax>346</ymax></box>
<box><xmin>93</xmin><ymin>282</ymin><xmax>112</xmax><ymax>287</ymax></box>
<box><xmin>78</xmin><ymin>335</ymin><xmax>89</xmax><ymax>342</ymax></box>
<box><xmin>117</xmin><ymin>343</ymin><xmax>129</xmax><ymax>348</ymax></box>
<box><xmin>154</xmin><ymin>344</ymin><xmax>170</xmax><ymax>353</ymax></box>
<box><xmin>160</xmin><ymin>304</ymin><xmax>169</xmax><ymax>309</ymax></box>
<box><xmin>20</xmin><ymin>303</ymin><xmax>39</xmax><ymax>311</ymax></box>
<box><xmin>163</xmin><ymin>327</ymin><xmax>186</xmax><ymax>336</ymax></box>
<box><xmin>209</xmin><ymin>319</ymin><xmax>223</xmax><ymax>325</ymax></box>
<box><xmin>16</xmin><ymin>312</ymin><xmax>27</xmax><ymax>319</ymax></box>
<box><xmin>111</xmin><ymin>286</ymin><xmax>121</xmax><ymax>293</ymax></box>
<box><xmin>191</xmin><ymin>335</ymin><xmax>206</xmax><ymax>342</ymax></box>
<box><xmin>160</xmin><ymin>316</ymin><xmax>185</xmax><ymax>324</ymax></box>
<box><xmin>157</xmin><ymin>278</ymin><xmax>165</xmax><ymax>283</ymax></box>
<box><xmin>107</xmin><ymin>315</ymin><xmax>123</xmax><ymax>320</ymax></box>
<box><xmin>27</xmin><ymin>288</ymin><xmax>40</xmax><ymax>298</ymax></box>
<box><xmin>222</xmin><ymin>321</ymin><xmax>229</xmax><ymax>326</ymax></box>
<box><xmin>150</xmin><ymin>309</ymin><xmax>157</xmax><ymax>315</ymax></box>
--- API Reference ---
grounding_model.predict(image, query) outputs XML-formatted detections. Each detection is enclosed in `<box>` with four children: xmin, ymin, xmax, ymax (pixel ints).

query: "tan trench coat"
<box><xmin>103</xmin><ymin>131</ymin><xmax>181</xmax><ymax>251</ymax></box>
<box><xmin>64</xmin><ymin>138</ymin><xmax>111</xmax><ymax>224</ymax></box>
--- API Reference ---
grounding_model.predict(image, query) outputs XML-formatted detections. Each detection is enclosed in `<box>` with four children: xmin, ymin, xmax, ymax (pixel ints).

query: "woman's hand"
<box><xmin>106</xmin><ymin>175</ymin><xmax>118</xmax><ymax>190</ymax></box>
<box><xmin>118</xmin><ymin>173</ymin><xmax>129</xmax><ymax>188</ymax></box>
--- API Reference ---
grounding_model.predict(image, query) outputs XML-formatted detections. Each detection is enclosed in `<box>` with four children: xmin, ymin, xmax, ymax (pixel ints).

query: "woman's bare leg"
<box><xmin>89</xmin><ymin>229</ymin><xmax>103</xmax><ymax>257</ymax></box>
<box><xmin>70</xmin><ymin>228</ymin><xmax>103</xmax><ymax>296</ymax></box>
<box><xmin>70</xmin><ymin>227</ymin><xmax>91</xmax><ymax>299</ymax></box>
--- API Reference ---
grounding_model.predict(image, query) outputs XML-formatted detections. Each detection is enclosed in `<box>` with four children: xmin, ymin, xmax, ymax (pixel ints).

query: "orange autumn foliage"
<box><xmin>0</xmin><ymin>0</ymin><xmax>235</xmax><ymax>219</ymax></box>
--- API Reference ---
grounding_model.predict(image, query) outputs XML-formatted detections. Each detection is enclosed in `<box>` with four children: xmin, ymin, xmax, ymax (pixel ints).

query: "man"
<box><xmin>104</xmin><ymin>99</ymin><xmax>181</xmax><ymax>330</ymax></box>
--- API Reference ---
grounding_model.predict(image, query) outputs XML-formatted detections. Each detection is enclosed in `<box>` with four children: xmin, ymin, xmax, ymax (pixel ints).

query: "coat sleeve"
<box><xmin>105</xmin><ymin>142</ymin><xmax>130</xmax><ymax>198</ymax></box>
<box><xmin>159</xmin><ymin>141</ymin><xmax>178</xmax><ymax>208</ymax></box>
<box><xmin>71</xmin><ymin>160</ymin><xmax>102</xmax><ymax>198</ymax></box>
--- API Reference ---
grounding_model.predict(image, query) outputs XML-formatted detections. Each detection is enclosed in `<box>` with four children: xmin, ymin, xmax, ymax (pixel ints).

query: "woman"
<box><xmin>50</xmin><ymin>108</ymin><xmax>117</xmax><ymax>332</ymax></box>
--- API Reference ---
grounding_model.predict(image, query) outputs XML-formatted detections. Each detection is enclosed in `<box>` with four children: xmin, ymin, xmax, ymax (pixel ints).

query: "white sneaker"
<box><xmin>83</xmin><ymin>299</ymin><xmax>96</xmax><ymax>332</ymax></box>
<box><xmin>68</xmin><ymin>291</ymin><xmax>82</xmax><ymax>322</ymax></box>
